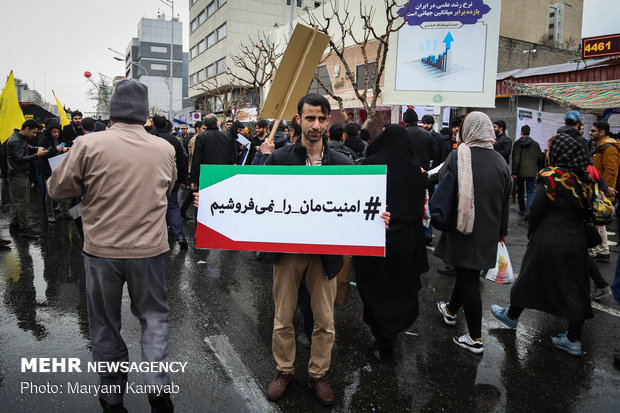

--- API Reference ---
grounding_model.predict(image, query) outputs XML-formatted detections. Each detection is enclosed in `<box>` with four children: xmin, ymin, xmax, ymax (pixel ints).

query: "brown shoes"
<box><xmin>309</xmin><ymin>375</ymin><xmax>334</xmax><ymax>406</ymax></box>
<box><xmin>266</xmin><ymin>371</ymin><xmax>294</xmax><ymax>401</ymax></box>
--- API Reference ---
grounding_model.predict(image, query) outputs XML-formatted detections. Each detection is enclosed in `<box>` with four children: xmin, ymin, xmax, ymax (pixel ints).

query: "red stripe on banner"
<box><xmin>195</xmin><ymin>223</ymin><xmax>385</xmax><ymax>257</ymax></box>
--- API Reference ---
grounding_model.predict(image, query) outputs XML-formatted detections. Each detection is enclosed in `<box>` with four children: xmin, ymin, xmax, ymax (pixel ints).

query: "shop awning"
<box><xmin>503</xmin><ymin>80</ymin><xmax>620</xmax><ymax>111</ymax></box>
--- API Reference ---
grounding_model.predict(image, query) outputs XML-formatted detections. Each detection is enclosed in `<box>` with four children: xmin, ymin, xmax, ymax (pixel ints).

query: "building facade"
<box><xmin>125</xmin><ymin>14</ymin><xmax>186</xmax><ymax>116</ymax></box>
<box><xmin>188</xmin><ymin>0</ymin><xmax>325</xmax><ymax>114</ymax></box>
<box><xmin>499</xmin><ymin>0</ymin><xmax>583</xmax><ymax>49</ymax></box>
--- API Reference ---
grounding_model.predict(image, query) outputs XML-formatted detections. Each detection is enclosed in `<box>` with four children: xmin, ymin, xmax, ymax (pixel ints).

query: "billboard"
<box><xmin>383</xmin><ymin>0</ymin><xmax>501</xmax><ymax>108</ymax></box>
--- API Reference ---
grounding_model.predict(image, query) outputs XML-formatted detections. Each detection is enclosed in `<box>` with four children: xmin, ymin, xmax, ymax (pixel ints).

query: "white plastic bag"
<box><xmin>485</xmin><ymin>242</ymin><xmax>514</xmax><ymax>284</ymax></box>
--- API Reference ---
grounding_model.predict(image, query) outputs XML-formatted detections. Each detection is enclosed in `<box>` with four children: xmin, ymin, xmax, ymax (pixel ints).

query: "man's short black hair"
<box><xmin>82</xmin><ymin>117</ymin><xmax>96</xmax><ymax>132</ymax></box>
<box><xmin>360</xmin><ymin>128</ymin><xmax>370</xmax><ymax>142</ymax></box>
<box><xmin>70</xmin><ymin>110</ymin><xmax>82</xmax><ymax>118</ymax></box>
<box><xmin>297</xmin><ymin>93</ymin><xmax>330</xmax><ymax>116</ymax></box>
<box><xmin>328</xmin><ymin>123</ymin><xmax>344</xmax><ymax>141</ymax></box>
<box><xmin>165</xmin><ymin>120</ymin><xmax>173</xmax><ymax>132</ymax></box>
<box><xmin>152</xmin><ymin>115</ymin><xmax>167</xmax><ymax>129</ymax></box>
<box><xmin>344</xmin><ymin>122</ymin><xmax>361</xmax><ymax>137</ymax></box>
<box><xmin>256</xmin><ymin>119</ymin><xmax>268</xmax><ymax>129</ymax></box>
<box><xmin>421</xmin><ymin>114</ymin><xmax>435</xmax><ymax>125</ymax></box>
<box><xmin>290</xmin><ymin>121</ymin><xmax>301</xmax><ymax>137</ymax></box>
<box><xmin>21</xmin><ymin>119</ymin><xmax>42</xmax><ymax>130</ymax></box>
<box><xmin>194</xmin><ymin>121</ymin><xmax>203</xmax><ymax>129</ymax></box>
<box><xmin>521</xmin><ymin>125</ymin><xmax>530</xmax><ymax>135</ymax></box>
<box><xmin>94</xmin><ymin>121</ymin><xmax>106</xmax><ymax>132</ymax></box>
<box><xmin>494</xmin><ymin>120</ymin><xmax>506</xmax><ymax>132</ymax></box>
<box><xmin>593</xmin><ymin>121</ymin><xmax>610</xmax><ymax>136</ymax></box>
<box><xmin>450</xmin><ymin>118</ymin><xmax>461</xmax><ymax>129</ymax></box>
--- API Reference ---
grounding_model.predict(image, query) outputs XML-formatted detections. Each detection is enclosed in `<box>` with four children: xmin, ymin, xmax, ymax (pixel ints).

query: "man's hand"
<box><xmin>605</xmin><ymin>186</ymin><xmax>617</xmax><ymax>198</ymax></box>
<box><xmin>190</xmin><ymin>183</ymin><xmax>198</xmax><ymax>191</ymax></box>
<box><xmin>499</xmin><ymin>236</ymin><xmax>507</xmax><ymax>244</ymax></box>
<box><xmin>511</xmin><ymin>174</ymin><xmax>517</xmax><ymax>179</ymax></box>
<box><xmin>260</xmin><ymin>139</ymin><xmax>275</xmax><ymax>156</ymax></box>
<box><xmin>37</xmin><ymin>147</ymin><xmax>49</xmax><ymax>157</ymax></box>
<box><xmin>193</xmin><ymin>192</ymin><xmax>199</xmax><ymax>208</ymax></box>
<box><xmin>381</xmin><ymin>209</ymin><xmax>390</xmax><ymax>230</ymax></box>
<box><xmin>55</xmin><ymin>145</ymin><xmax>64</xmax><ymax>152</ymax></box>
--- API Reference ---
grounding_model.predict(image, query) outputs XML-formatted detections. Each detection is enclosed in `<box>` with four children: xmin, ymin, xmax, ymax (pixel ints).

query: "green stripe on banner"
<box><xmin>199</xmin><ymin>165</ymin><xmax>386</xmax><ymax>190</ymax></box>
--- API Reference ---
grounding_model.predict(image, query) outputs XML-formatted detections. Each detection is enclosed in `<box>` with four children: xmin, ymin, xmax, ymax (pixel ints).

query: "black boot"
<box><xmin>148</xmin><ymin>393</ymin><xmax>174</xmax><ymax>413</ymax></box>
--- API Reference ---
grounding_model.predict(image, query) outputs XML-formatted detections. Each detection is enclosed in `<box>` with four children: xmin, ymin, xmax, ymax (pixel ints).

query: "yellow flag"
<box><xmin>52</xmin><ymin>90</ymin><xmax>69</xmax><ymax>128</ymax></box>
<box><xmin>0</xmin><ymin>71</ymin><xmax>26</xmax><ymax>143</ymax></box>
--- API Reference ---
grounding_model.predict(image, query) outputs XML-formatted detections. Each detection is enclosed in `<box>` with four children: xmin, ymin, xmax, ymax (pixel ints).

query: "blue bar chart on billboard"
<box><xmin>383</xmin><ymin>0</ymin><xmax>501</xmax><ymax>108</ymax></box>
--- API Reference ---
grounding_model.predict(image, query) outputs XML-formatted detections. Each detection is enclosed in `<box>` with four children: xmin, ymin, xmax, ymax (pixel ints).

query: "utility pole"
<box><xmin>161</xmin><ymin>0</ymin><xmax>175</xmax><ymax>121</ymax></box>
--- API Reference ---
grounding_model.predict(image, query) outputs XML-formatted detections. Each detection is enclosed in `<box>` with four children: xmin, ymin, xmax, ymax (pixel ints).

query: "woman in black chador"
<box><xmin>491</xmin><ymin>133</ymin><xmax>595</xmax><ymax>356</ymax></box>
<box><xmin>353</xmin><ymin>124</ymin><xmax>429</xmax><ymax>352</ymax></box>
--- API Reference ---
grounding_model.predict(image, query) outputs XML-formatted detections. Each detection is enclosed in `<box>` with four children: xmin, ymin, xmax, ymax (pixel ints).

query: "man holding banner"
<box><xmin>260</xmin><ymin>93</ymin><xmax>354</xmax><ymax>406</ymax></box>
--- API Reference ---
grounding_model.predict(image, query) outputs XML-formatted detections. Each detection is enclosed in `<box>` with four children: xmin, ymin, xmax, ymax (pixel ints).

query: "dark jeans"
<box><xmin>10</xmin><ymin>175</ymin><xmax>30</xmax><ymax>229</ymax></box>
<box><xmin>516</xmin><ymin>177</ymin><xmax>535</xmax><ymax>213</ymax></box>
<box><xmin>588</xmin><ymin>255</ymin><xmax>608</xmax><ymax>288</ymax></box>
<box><xmin>83</xmin><ymin>253</ymin><xmax>171</xmax><ymax>405</ymax></box>
<box><xmin>167</xmin><ymin>190</ymin><xmax>185</xmax><ymax>240</ymax></box>
<box><xmin>507</xmin><ymin>305</ymin><xmax>584</xmax><ymax>340</ymax></box>
<box><xmin>180</xmin><ymin>188</ymin><xmax>194</xmax><ymax>218</ymax></box>
<box><xmin>447</xmin><ymin>267</ymin><xmax>482</xmax><ymax>339</ymax></box>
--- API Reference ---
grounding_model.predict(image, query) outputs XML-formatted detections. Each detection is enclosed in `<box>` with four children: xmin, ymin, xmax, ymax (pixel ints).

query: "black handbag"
<box><xmin>429</xmin><ymin>154</ymin><xmax>457</xmax><ymax>231</ymax></box>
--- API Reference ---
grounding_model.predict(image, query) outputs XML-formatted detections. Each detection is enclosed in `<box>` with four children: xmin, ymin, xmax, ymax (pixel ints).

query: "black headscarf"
<box><xmin>363</xmin><ymin>124</ymin><xmax>427</xmax><ymax>232</ymax></box>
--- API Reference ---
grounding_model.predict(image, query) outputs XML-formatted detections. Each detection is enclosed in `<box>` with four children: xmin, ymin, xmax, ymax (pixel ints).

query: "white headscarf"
<box><xmin>456</xmin><ymin>112</ymin><xmax>496</xmax><ymax>234</ymax></box>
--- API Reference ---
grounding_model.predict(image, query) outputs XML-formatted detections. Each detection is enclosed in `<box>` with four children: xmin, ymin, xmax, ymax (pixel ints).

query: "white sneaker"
<box><xmin>453</xmin><ymin>334</ymin><xmax>484</xmax><ymax>354</ymax></box>
<box><xmin>437</xmin><ymin>301</ymin><xmax>456</xmax><ymax>325</ymax></box>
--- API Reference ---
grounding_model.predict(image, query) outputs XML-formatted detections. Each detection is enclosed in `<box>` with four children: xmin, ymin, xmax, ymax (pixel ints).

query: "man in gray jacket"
<box><xmin>48</xmin><ymin>80</ymin><xmax>176</xmax><ymax>413</ymax></box>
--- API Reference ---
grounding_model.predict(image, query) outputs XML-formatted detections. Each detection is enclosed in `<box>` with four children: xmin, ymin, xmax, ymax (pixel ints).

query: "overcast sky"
<box><xmin>0</xmin><ymin>0</ymin><xmax>189</xmax><ymax>114</ymax></box>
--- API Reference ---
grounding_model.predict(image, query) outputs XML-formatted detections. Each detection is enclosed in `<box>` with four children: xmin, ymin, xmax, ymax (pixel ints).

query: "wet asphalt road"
<box><xmin>1</xmin><ymin>184</ymin><xmax>619</xmax><ymax>413</ymax></box>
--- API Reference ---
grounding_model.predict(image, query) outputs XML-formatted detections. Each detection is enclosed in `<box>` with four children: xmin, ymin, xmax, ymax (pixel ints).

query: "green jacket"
<box><xmin>512</xmin><ymin>136</ymin><xmax>544</xmax><ymax>178</ymax></box>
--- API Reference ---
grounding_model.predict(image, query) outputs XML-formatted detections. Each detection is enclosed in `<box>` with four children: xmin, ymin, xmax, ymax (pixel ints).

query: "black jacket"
<box><xmin>190</xmin><ymin>126</ymin><xmax>236</xmax><ymax>184</ymax></box>
<box><xmin>405</xmin><ymin>123</ymin><xmax>435</xmax><ymax>170</ymax></box>
<box><xmin>6</xmin><ymin>130</ymin><xmax>38</xmax><ymax>177</ymax></box>
<box><xmin>61</xmin><ymin>123</ymin><xmax>83</xmax><ymax>147</ymax></box>
<box><xmin>344</xmin><ymin>135</ymin><xmax>366</xmax><ymax>157</ymax></box>
<box><xmin>37</xmin><ymin>122</ymin><xmax>63</xmax><ymax>179</ymax></box>
<box><xmin>557</xmin><ymin>125</ymin><xmax>590</xmax><ymax>156</ymax></box>
<box><xmin>151</xmin><ymin>128</ymin><xmax>188</xmax><ymax>191</ymax></box>
<box><xmin>264</xmin><ymin>139</ymin><xmax>354</xmax><ymax>278</ymax></box>
<box><xmin>245</xmin><ymin>134</ymin><xmax>266</xmax><ymax>165</ymax></box>
<box><xmin>494</xmin><ymin>132</ymin><xmax>512</xmax><ymax>164</ymax></box>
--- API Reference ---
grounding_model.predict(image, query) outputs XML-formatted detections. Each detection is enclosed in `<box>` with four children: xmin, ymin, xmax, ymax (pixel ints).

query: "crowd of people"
<box><xmin>2</xmin><ymin>80</ymin><xmax>620</xmax><ymax>411</ymax></box>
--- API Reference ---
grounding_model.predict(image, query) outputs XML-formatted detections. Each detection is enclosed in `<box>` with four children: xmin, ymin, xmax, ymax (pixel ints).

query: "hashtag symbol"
<box><xmin>363</xmin><ymin>196</ymin><xmax>381</xmax><ymax>221</ymax></box>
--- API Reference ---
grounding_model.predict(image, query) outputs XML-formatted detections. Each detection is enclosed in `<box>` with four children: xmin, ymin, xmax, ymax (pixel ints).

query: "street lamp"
<box><xmin>112</xmin><ymin>56</ymin><xmax>150</xmax><ymax>77</ymax></box>
<box><xmin>523</xmin><ymin>48</ymin><xmax>537</xmax><ymax>68</ymax></box>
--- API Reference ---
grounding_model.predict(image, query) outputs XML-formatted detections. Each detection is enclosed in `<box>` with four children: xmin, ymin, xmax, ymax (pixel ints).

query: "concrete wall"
<box><xmin>498</xmin><ymin>36</ymin><xmax>580</xmax><ymax>72</ymax></box>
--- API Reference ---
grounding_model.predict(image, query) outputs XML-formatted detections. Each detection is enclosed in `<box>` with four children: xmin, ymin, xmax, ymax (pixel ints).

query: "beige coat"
<box><xmin>47</xmin><ymin>123</ymin><xmax>176</xmax><ymax>258</ymax></box>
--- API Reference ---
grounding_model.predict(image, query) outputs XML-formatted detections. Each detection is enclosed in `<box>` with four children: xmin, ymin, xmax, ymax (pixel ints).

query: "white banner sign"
<box><xmin>196</xmin><ymin>165</ymin><xmax>387</xmax><ymax>256</ymax></box>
